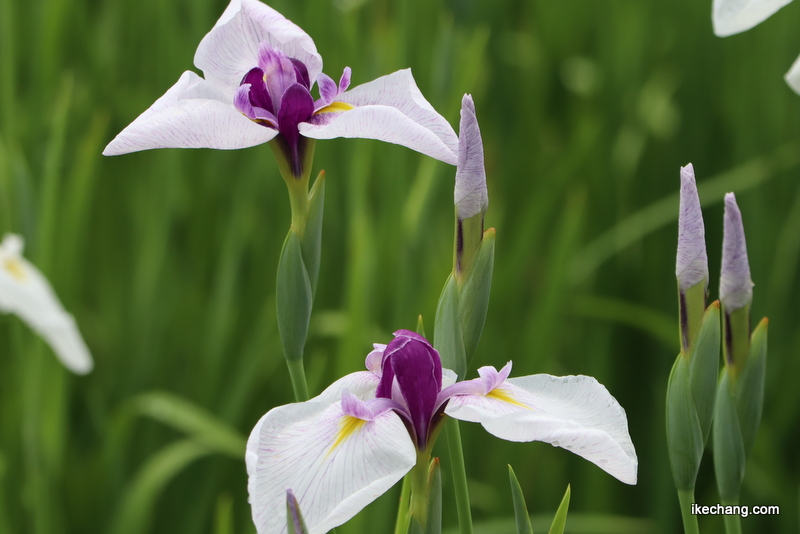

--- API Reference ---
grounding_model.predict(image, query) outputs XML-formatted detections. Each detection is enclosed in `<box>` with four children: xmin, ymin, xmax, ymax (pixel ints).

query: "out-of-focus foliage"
<box><xmin>1</xmin><ymin>0</ymin><xmax>798</xmax><ymax>532</ymax></box>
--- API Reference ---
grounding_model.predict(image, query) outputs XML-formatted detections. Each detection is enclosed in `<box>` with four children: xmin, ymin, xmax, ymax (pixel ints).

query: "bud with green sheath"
<box><xmin>435</xmin><ymin>95</ymin><xmax>494</xmax><ymax>380</ymax></box>
<box><xmin>434</xmin><ymin>94</ymin><xmax>493</xmax><ymax>534</ymax></box>
<box><xmin>713</xmin><ymin>193</ymin><xmax>766</xmax><ymax>528</ymax></box>
<box><xmin>666</xmin><ymin>164</ymin><xmax>719</xmax><ymax>534</ymax></box>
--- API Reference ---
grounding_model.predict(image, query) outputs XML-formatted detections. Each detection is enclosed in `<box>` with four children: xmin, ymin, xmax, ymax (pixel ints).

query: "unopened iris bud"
<box><xmin>676</xmin><ymin>164</ymin><xmax>708</xmax><ymax>353</ymax></box>
<box><xmin>454</xmin><ymin>94</ymin><xmax>488</xmax><ymax>278</ymax></box>
<box><xmin>720</xmin><ymin>192</ymin><xmax>754</xmax><ymax>373</ymax></box>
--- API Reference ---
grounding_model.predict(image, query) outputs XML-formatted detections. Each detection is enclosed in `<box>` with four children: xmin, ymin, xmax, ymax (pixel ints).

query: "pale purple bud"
<box><xmin>676</xmin><ymin>164</ymin><xmax>708</xmax><ymax>292</ymax></box>
<box><xmin>720</xmin><ymin>193</ymin><xmax>754</xmax><ymax>312</ymax></box>
<box><xmin>455</xmin><ymin>94</ymin><xmax>488</xmax><ymax>220</ymax></box>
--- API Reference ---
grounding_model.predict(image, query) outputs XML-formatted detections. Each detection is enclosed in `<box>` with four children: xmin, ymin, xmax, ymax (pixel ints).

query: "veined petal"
<box><xmin>103</xmin><ymin>71</ymin><xmax>278</xmax><ymax>155</ymax></box>
<box><xmin>0</xmin><ymin>235</ymin><xmax>93</xmax><ymax>374</ymax></box>
<box><xmin>445</xmin><ymin>374</ymin><xmax>637</xmax><ymax>485</ymax></box>
<box><xmin>785</xmin><ymin>52</ymin><xmax>800</xmax><ymax>95</ymax></box>
<box><xmin>712</xmin><ymin>0</ymin><xmax>794</xmax><ymax>37</ymax></box>
<box><xmin>300</xmin><ymin>69</ymin><xmax>458</xmax><ymax>165</ymax></box>
<box><xmin>195</xmin><ymin>0</ymin><xmax>322</xmax><ymax>91</ymax></box>
<box><xmin>676</xmin><ymin>163</ymin><xmax>708</xmax><ymax>291</ymax></box>
<box><xmin>455</xmin><ymin>94</ymin><xmax>488</xmax><ymax>219</ymax></box>
<box><xmin>246</xmin><ymin>396</ymin><xmax>415</xmax><ymax>534</ymax></box>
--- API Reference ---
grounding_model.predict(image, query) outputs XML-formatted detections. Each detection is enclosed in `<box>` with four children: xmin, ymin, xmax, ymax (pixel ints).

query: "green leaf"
<box><xmin>301</xmin><ymin>170</ymin><xmax>325</xmax><ymax>298</ymax></box>
<box><xmin>737</xmin><ymin>318</ymin><xmax>767</xmax><ymax>454</ymax></box>
<box><xmin>689</xmin><ymin>301</ymin><xmax>721</xmax><ymax>443</ymax></box>
<box><xmin>286</xmin><ymin>490</ymin><xmax>309</xmax><ymax>534</ymax></box>
<box><xmin>459</xmin><ymin>228</ymin><xmax>495</xmax><ymax>367</ymax></box>
<box><xmin>133</xmin><ymin>391</ymin><xmax>246</xmax><ymax>459</ymax></box>
<box><xmin>713</xmin><ymin>369</ymin><xmax>746</xmax><ymax>503</ymax></box>
<box><xmin>426</xmin><ymin>458</ymin><xmax>442</xmax><ymax>534</ymax></box>
<box><xmin>665</xmin><ymin>353</ymin><xmax>704</xmax><ymax>490</ymax></box>
<box><xmin>548</xmin><ymin>484</ymin><xmax>571</xmax><ymax>534</ymax></box>
<box><xmin>110</xmin><ymin>440</ymin><xmax>211</xmax><ymax>534</ymax></box>
<box><xmin>277</xmin><ymin>228</ymin><xmax>313</xmax><ymax>361</ymax></box>
<box><xmin>508</xmin><ymin>465</ymin><xmax>533</xmax><ymax>534</ymax></box>
<box><xmin>434</xmin><ymin>273</ymin><xmax>466</xmax><ymax>379</ymax></box>
<box><xmin>417</xmin><ymin>314</ymin><xmax>427</xmax><ymax>338</ymax></box>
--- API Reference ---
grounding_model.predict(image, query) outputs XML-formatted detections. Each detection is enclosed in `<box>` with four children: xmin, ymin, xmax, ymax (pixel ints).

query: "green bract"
<box><xmin>666</xmin><ymin>301</ymin><xmax>720</xmax><ymax>490</ymax></box>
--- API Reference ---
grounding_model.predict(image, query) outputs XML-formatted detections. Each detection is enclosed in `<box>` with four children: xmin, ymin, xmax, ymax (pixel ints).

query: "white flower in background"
<box><xmin>0</xmin><ymin>234</ymin><xmax>93</xmax><ymax>374</ymax></box>
<box><xmin>712</xmin><ymin>0</ymin><xmax>800</xmax><ymax>94</ymax></box>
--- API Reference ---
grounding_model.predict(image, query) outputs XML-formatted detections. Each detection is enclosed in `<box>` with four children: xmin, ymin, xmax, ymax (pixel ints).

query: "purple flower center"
<box><xmin>234</xmin><ymin>41</ymin><xmax>351</xmax><ymax>176</ymax></box>
<box><xmin>375</xmin><ymin>330</ymin><xmax>444</xmax><ymax>449</ymax></box>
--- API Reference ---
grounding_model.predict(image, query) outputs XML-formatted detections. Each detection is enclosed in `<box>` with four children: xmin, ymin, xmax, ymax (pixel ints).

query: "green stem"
<box><xmin>286</xmin><ymin>358</ymin><xmax>309</xmax><ymax>402</ymax></box>
<box><xmin>393</xmin><ymin>476</ymin><xmax>412</xmax><ymax>534</ymax></box>
<box><xmin>270</xmin><ymin>139</ymin><xmax>317</xmax><ymax>403</ymax></box>
<box><xmin>722</xmin><ymin>501</ymin><xmax>742</xmax><ymax>534</ymax></box>
<box><xmin>677</xmin><ymin>488</ymin><xmax>699</xmax><ymax>534</ymax></box>
<box><xmin>446</xmin><ymin>419</ymin><xmax>473</xmax><ymax>534</ymax></box>
<box><xmin>408</xmin><ymin>449</ymin><xmax>431</xmax><ymax>526</ymax></box>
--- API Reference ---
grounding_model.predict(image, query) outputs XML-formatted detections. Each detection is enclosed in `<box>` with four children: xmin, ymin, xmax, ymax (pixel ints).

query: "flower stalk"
<box><xmin>274</xmin><ymin>160</ymin><xmax>325</xmax><ymax>401</ymax></box>
<box><xmin>666</xmin><ymin>165</ymin><xmax>718</xmax><ymax>534</ymax></box>
<box><xmin>712</xmin><ymin>194</ymin><xmax>767</xmax><ymax>534</ymax></box>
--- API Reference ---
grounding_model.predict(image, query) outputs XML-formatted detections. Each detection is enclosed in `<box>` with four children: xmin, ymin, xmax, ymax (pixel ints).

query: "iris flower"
<box><xmin>712</xmin><ymin>0</ymin><xmax>800</xmax><ymax>94</ymax></box>
<box><xmin>246</xmin><ymin>330</ymin><xmax>637</xmax><ymax>534</ymax></box>
<box><xmin>0</xmin><ymin>234</ymin><xmax>93</xmax><ymax>374</ymax></box>
<box><xmin>103</xmin><ymin>0</ymin><xmax>458</xmax><ymax>175</ymax></box>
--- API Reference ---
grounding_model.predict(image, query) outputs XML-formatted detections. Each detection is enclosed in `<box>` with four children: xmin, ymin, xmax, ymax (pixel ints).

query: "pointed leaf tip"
<box><xmin>720</xmin><ymin>193</ymin><xmax>753</xmax><ymax>312</ymax></box>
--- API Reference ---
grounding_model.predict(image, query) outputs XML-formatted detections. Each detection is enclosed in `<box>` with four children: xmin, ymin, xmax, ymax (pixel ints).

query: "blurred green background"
<box><xmin>1</xmin><ymin>0</ymin><xmax>799</xmax><ymax>532</ymax></box>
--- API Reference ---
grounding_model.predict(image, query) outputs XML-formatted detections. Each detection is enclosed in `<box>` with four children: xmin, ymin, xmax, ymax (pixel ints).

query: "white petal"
<box><xmin>0</xmin><ymin>235</ymin><xmax>93</xmax><ymax>374</ymax></box>
<box><xmin>785</xmin><ymin>52</ymin><xmax>800</xmax><ymax>95</ymax></box>
<box><xmin>246</xmin><ymin>395</ymin><xmax>415</xmax><ymax>533</ymax></box>
<box><xmin>712</xmin><ymin>0</ymin><xmax>793</xmax><ymax>37</ymax></box>
<box><xmin>445</xmin><ymin>374</ymin><xmax>637</xmax><ymax>484</ymax></box>
<box><xmin>314</xmin><ymin>370</ymin><xmax>381</xmax><ymax>405</ymax></box>
<box><xmin>300</xmin><ymin>69</ymin><xmax>458</xmax><ymax>165</ymax></box>
<box><xmin>195</xmin><ymin>0</ymin><xmax>322</xmax><ymax>91</ymax></box>
<box><xmin>103</xmin><ymin>71</ymin><xmax>278</xmax><ymax>155</ymax></box>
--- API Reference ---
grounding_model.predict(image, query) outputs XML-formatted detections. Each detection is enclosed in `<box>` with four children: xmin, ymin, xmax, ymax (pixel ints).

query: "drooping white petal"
<box><xmin>195</xmin><ymin>0</ymin><xmax>322</xmax><ymax>91</ymax></box>
<box><xmin>445</xmin><ymin>374</ymin><xmax>637</xmax><ymax>484</ymax></box>
<box><xmin>0</xmin><ymin>235</ymin><xmax>93</xmax><ymax>374</ymax></box>
<box><xmin>712</xmin><ymin>0</ymin><xmax>794</xmax><ymax>37</ymax></box>
<box><xmin>103</xmin><ymin>71</ymin><xmax>278</xmax><ymax>155</ymax></box>
<box><xmin>300</xmin><ymin>69</ymin><xmax>459</xmax><ymax>165</ymax></box>
<box><xmin>246</xmin><ymin>391</ymin><xmax>415</xmax><ymax>534</ymax></box>
<box><xmin>785</xmin><ymin>52</ymin><xmax>800</xmax><ymax>95</ymax></box>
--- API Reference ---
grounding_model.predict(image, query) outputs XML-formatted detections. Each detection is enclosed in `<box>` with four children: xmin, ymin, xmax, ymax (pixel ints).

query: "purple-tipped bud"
<box><xmin>455</xmin><ymin>94</ymin><xmax>488</xmax><ymax>220</ymax></box>
<box><xmin>676</xmin><ymin>164</ymin><xmax>708</xmax><ymax>292</ymax></box>
<box><xmin>720</xmin><ymin>193</ymin><xmax>753</xmax><ymax>312</ymax></box>
<box><xmin>286</xmin><ymin>489</ymin><xmax>308</xmax><ymax>533</ymax></box>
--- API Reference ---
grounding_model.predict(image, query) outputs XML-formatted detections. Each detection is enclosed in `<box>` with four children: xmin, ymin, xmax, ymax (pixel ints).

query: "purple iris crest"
<box><xmin>370</xmin><ymin>330</ymin><xmax>444</xmax><ymax>450</ymax></box>
<box><xmin>233</xmin><ymin>42</ymin><xmax>352</xmax><ymax>176</ymax></box>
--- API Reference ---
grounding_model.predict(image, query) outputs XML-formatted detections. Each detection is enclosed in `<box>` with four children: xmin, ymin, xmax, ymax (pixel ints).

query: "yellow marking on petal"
<box><xmin>327</xmin><ymin>415</ymin><xmax>367</xmax><ymax>457</ymax></box>
<box><xmin>315</xmin><ymin>101</ymin><xmax>355</xmax><ymax>115</ymax></box>
<box><xmin>486</xmin><ymin>388</ymin><xmax>531</xmax><ymax>410</ymax></box>
<box><xmin>3</xmin><ymin>258</ymin><xmax>26</xmax><ymax>282</ymax></box>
